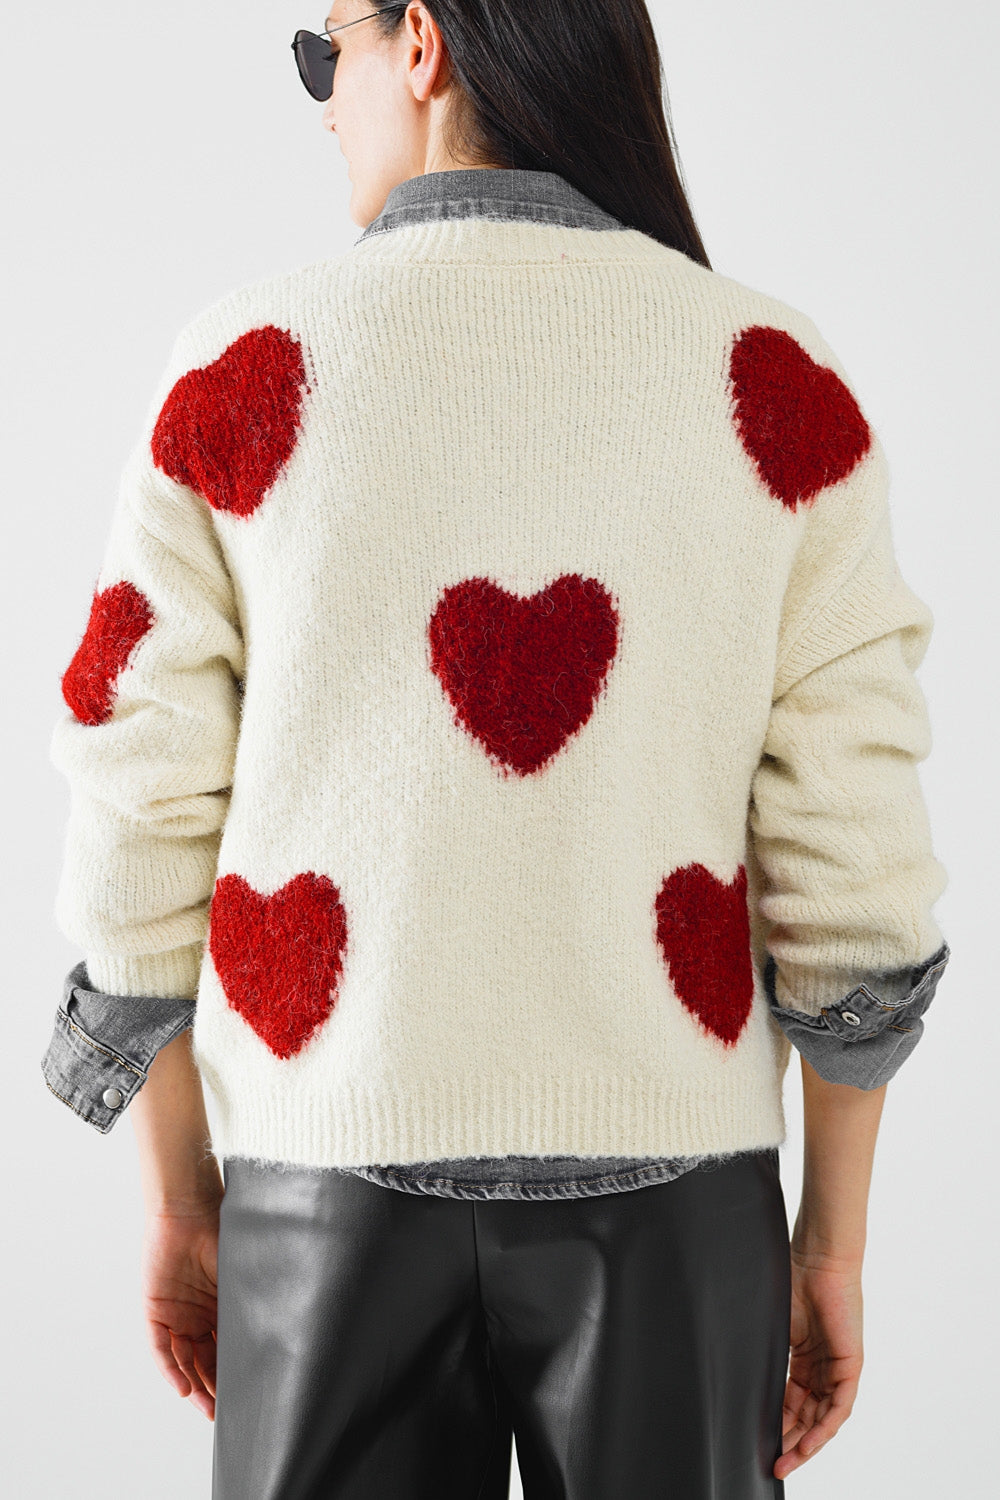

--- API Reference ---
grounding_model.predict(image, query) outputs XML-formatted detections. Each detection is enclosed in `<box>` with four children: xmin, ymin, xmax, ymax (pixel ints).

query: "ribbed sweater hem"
<box><xmin>199</xmin><ymin>1069</ymin><xmax>788</xmax><ymax>1171</ymax></box>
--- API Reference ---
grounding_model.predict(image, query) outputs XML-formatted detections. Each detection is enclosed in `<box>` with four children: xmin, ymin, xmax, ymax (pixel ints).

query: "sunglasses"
<box><xmin>292</xmin><ymin>6</ymin><xmax>410</xmax><ymax>101</ymax></box>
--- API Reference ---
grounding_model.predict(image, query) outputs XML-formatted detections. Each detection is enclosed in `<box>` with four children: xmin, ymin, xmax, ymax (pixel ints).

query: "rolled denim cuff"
<box><xmin>765</xmin><ymin>940</ymin><xmax>951</xmax><ymax>1090</ymax></box>
<box><xmin>40</xmin><ymin>960</ymin><xmax>196</xmax><ymax>1134</ymax></box>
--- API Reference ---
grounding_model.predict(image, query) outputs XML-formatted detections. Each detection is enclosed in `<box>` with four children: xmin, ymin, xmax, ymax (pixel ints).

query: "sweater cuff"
<box><xmin>84</xmin><ymin>943</ymin><xmax>204</xmax><ymax>1001</ymax></box>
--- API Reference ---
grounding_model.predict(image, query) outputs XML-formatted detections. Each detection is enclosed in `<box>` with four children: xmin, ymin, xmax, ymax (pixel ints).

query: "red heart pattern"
<box><xmin>208</xmin><ymin>871</ymin><xmax>349</xmax><ymax>1059</ymax></box>
<box><xmin>728</xmin><ymin>324</ymin><xmax>871</xmax><ymax>509</ymax></box>
<box><xmin>427</xmin><ymin>573</ymin><xmax>620</xmax><ymax>775</ymax></box>
<box><xmin>151</xmin><ymin>324</ymin><xmax>308</xmax><ymax>518</ymax></box>
<box><xmin>60</xmin><ymin>579</ymin><xmax>155</xmax><ymax>726</ymax></box>
<box><xmin>654</xmin><ymin>862</ymin><xmax>754</xmax><ymax>1045</ymax></box>
<box><xmin>98</xmin><ymin>319</ymin><xmax>844</xmax><ymax>1059</ymax></box>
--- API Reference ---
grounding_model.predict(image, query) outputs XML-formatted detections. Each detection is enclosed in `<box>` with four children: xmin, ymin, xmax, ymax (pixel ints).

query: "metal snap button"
<box><xmin>102</xmin><ymin>1086</ymin><xmax>124</xmax><ymax>1109</ymax></box>
<box><xmin>840</xmin><ymin>1011</ymin><xmax>862</xmax><ymax>1026</ymax></box>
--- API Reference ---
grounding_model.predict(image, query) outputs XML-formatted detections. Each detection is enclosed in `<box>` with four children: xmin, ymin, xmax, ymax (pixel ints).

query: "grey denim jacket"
<box><xmin>41</xmin><ymin>166</ymin><xmax>951</xmax><ymax>1195</ymax></box>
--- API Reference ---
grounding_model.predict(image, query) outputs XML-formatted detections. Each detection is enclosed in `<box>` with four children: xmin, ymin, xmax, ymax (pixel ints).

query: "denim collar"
<box><xmin>355</xmin><ymin>167</ymin><xmax>627</xmax><ymax>243</ymax></box>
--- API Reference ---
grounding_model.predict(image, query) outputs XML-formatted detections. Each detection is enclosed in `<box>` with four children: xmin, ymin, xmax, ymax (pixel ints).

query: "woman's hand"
<box><xmin>126</xmin><ymin>1030</ymin><xmax>224</xmax><ymax>1419</ymax></box>
<box><xmin>773</xmin><ymin>1250</ymin><xmax>865</xmax><ymax>1480</ymax></box>
<box><xmin>140</xmin><ymin>1201</ymin><xmax>222</xmax><ymax>1421</ymax></box>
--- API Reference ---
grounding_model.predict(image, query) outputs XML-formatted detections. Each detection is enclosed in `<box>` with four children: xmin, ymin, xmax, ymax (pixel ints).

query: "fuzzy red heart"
<box><xmin>151</xmin><ymin>325</ymin><xmax>308</xmax><ymax>518</ymax></box>
<box><xmin>654</xmin><ymin>863</ymin><xmax>754</xmax><ymax>1045</ymax></box>
<box><xmin>60</xmin><ymin>578</ymin><xmax>155</xmax><ymax>726</ymax></box>
<box><xmin>427</xmin><ymin>573</ymin><xmax>620</xmax><ymax>775</ymax></box>
<box><xmin>728</xmin><ymin>324</ymin><xmax>871</xmax><ymax>510</ymax></box>
<box><xmin>208</xmin><ymin>871</ymin><xmax>348</xmax><ymax>1059</ymax></box>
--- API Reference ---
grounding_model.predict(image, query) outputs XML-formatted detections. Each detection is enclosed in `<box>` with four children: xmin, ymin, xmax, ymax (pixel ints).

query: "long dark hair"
<box><xmin>369</xmin><ymin>0</ymin><xmax>712</xmax><ymax>268</ymax></box>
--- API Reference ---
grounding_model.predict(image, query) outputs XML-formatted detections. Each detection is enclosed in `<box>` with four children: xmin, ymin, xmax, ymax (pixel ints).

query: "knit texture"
<box><xmin>50</xmin><ymin>216</ymin><xmax>948</xmax><ymax>1169</ymax></box>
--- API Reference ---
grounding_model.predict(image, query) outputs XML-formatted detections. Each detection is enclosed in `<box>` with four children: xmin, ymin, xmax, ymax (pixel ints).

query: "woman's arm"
<box><xmin>128</xmin><ymin>1031</ymin><xmax>222</xmax><ymax>1212</ymax></box>
<box><xmin>773</xmin><ymin>1055</ymin><xmax>888</xmax><ymax>1479</ymax></box>
<box><xmin>792</xmin><ymin>1054</ymin><xmax>887</xmax><ymax>1266</ymax></box>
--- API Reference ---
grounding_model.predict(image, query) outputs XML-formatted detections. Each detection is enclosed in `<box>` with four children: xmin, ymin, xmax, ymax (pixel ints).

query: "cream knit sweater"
<box><xmin>50</xmin><ymin>214</ymin><xmax>948</xmax><ymax>1169</ymax></box>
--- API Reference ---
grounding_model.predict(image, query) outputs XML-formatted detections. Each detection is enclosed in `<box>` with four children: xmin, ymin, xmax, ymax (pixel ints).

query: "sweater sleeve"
<box><xmin>47</xmin><ymin>328</ymin><xmax>245</xmax><ymax>1001</ymax></box>
<box><xmin>747</xmin><ymin>343</ymin><xmax>950</xmax><ymax>1087</ymax></box>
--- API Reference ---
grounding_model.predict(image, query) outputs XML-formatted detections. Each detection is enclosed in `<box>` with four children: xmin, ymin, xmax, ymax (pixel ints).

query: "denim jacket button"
<box><xmin>840</xmin><ymin>1011</ymin><xmax>862</xmax><ymax>1026</ymax></box>
<box><xmin>102</xmin><ymin>1087</ymin><xmax>124</xmax><ymax>1109</ymax></box>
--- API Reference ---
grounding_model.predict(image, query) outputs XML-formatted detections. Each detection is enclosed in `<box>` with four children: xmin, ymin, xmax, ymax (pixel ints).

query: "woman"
<box><xmin>41</xmin><ymin>2</ymin><xmax>950</xmax><ymax>1496</ymax></box>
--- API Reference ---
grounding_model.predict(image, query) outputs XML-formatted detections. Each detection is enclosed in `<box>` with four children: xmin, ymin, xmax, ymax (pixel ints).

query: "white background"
<box><xmin>3</xmin><ymin>1</ymin><xmax>996</xmax><ymax>1494</ymax></box>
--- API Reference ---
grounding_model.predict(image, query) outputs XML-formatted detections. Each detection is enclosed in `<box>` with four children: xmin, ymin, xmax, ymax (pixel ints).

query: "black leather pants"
<box><xmin>212</xmin><ymin>1148</ymin><xmax>791</xmax><ymax>1499</ymax></box>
